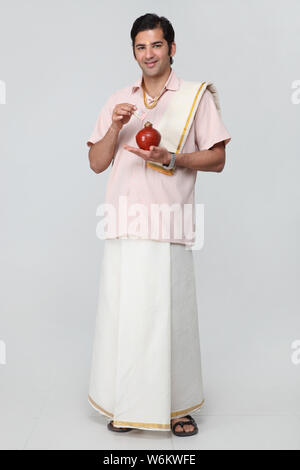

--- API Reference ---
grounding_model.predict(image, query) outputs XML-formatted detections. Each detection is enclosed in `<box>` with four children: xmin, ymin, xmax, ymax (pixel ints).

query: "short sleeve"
<box><xmin>86</xmin><ymin>96</ymin><xmax>113</xmax><ymax>147</ymax></box>
<box><xmin>194</xmin><ymin>89</ymin><xmax>231</xmax><ymax>151</ymax></box>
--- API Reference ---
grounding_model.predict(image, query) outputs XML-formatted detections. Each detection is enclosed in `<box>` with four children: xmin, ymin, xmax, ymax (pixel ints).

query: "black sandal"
<box><xmin>171</xmin><ymin>414</ymin><xmax>198</xmax><ymax>437</ymax></box>
<box><xmin>107</xmin><ymin>420</ymin><xmax>133</xmax><ymax>432</ymax></box>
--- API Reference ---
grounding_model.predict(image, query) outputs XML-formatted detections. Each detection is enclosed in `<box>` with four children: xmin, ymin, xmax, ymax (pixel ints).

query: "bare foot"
<box><xmin>171</xmin><ymin>417</ymin><xmax>195</xmax><ymax>433</ymax></box>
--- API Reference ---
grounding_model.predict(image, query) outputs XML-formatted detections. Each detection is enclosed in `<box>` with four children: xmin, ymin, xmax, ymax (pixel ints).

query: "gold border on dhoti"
<box><xmin>88</xmin><ymin>394</ymin><xmax>205</xmax><ymax>431</ymax></box>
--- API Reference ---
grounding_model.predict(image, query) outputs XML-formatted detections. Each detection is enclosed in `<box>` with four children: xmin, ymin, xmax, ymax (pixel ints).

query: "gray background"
<box><xmin>0</xmin><ymin>0</ymin><xmax>299</xmax><ymax>450</ymax></box>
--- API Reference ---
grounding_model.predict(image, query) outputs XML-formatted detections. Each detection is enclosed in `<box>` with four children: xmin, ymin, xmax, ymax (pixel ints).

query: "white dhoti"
<box><xmin>88</xmin><ymin>238</ymin><xmax>205</xmax><ymax>431</ymax></box>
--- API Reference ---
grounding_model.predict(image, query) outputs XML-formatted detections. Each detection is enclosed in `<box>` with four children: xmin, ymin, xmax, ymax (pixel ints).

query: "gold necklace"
<box><xmin>142</xmin><ymin>82</ymin><xmax>165</xmax><ymax>109</ymax></box>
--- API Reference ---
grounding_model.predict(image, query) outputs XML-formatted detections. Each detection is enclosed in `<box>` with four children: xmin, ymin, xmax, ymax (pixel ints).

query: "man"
<box><xmin>86</xmin><ymin>13</ymin><xmax>231</xmax><ymax>436</ymax></box>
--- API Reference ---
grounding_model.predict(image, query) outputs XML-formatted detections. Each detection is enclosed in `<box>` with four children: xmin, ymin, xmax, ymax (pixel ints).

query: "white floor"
<box><xmin>1</xmin><ymin>351</ymin><xmax>300</xmax><ymax>450</ymax></box>
<box><xmin>1</xmin><ymin>301</ymin><xmax>300</xmax><ymax>450</ymax></box>
<box><xmin>2</xmin><ymin>397</ymin><xmax>300</xmax><ymax>450</ymax></box>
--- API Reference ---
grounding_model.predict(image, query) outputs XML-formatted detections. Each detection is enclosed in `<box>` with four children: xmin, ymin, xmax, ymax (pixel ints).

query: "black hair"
<box><xmin>130</xmin><ymin>13</ymin><xmax>175</xmax><ymax>65</ymax></box>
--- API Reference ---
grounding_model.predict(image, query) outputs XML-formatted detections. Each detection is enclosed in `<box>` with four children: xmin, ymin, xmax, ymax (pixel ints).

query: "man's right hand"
<box><xmin>111</xmin><ymin>103</ymin><xmax>137</xmax><ymax>131</ymax></box>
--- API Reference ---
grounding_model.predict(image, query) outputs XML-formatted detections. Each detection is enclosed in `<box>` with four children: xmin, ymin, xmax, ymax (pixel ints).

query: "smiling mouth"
<box><xmin>145</xmin><ymin>61</ymin><xmax>158</xmax><ymax>67</ymax></box>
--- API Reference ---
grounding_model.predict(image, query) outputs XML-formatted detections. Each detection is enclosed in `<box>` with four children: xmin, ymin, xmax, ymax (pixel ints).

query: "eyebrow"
<box><xmin>135</xmin><ymin>41</ymin><xmax>163</xmax><ymax>47</ymax></box>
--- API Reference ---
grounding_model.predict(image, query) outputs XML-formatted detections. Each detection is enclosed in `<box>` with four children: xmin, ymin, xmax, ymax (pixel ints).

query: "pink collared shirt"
<box><xmin>87</xmin><ymin>68</ymin><xmax>231</xmax><ymax>246</ymax></box>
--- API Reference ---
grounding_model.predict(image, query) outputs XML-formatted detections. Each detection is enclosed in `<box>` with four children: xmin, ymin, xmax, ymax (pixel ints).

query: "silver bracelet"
<box><xmin>163</xmin><ymin>152</ymin><xmax>176</xmax><ymax>170</ymax></box>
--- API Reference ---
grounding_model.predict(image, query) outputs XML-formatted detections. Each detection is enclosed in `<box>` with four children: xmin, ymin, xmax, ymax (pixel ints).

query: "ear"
<box><xmin>171</xmin><ymin>42</ymin><xmax>176</xmax><ymax>57</ymax></box>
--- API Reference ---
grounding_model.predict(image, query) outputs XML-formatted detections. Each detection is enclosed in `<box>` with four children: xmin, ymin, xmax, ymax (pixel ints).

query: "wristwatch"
<box><xmin>163</xmin><ymin>152</ymin><xmax>176</xmax><ymax>170</ymax></box>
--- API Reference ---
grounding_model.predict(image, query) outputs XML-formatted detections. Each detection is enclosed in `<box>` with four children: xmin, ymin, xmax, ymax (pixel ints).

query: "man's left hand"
<box><xmin>123</xmin><ymin>144</ymin><xmax>171</xmax><ymax>165</ymax></box>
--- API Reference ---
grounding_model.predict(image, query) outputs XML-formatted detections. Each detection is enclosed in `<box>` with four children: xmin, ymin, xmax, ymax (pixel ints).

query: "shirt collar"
<box><xmin>131</xmin><ymin>68</ymin><xmax>180</xmax><ymax>94</ymax></box>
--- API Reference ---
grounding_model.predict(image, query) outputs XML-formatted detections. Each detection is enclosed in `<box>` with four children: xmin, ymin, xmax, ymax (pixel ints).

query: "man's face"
<box><xmin>133</xmin><ymin>28</ymin><xmax>176</xmax><ymax>77</ymax></box>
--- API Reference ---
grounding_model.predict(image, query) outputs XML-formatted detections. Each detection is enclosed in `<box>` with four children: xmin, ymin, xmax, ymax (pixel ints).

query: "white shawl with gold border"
<box><xmin>146</xmin><ymin>81</ymin><xmax>221</xmax><ymax>176</ymax></box>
